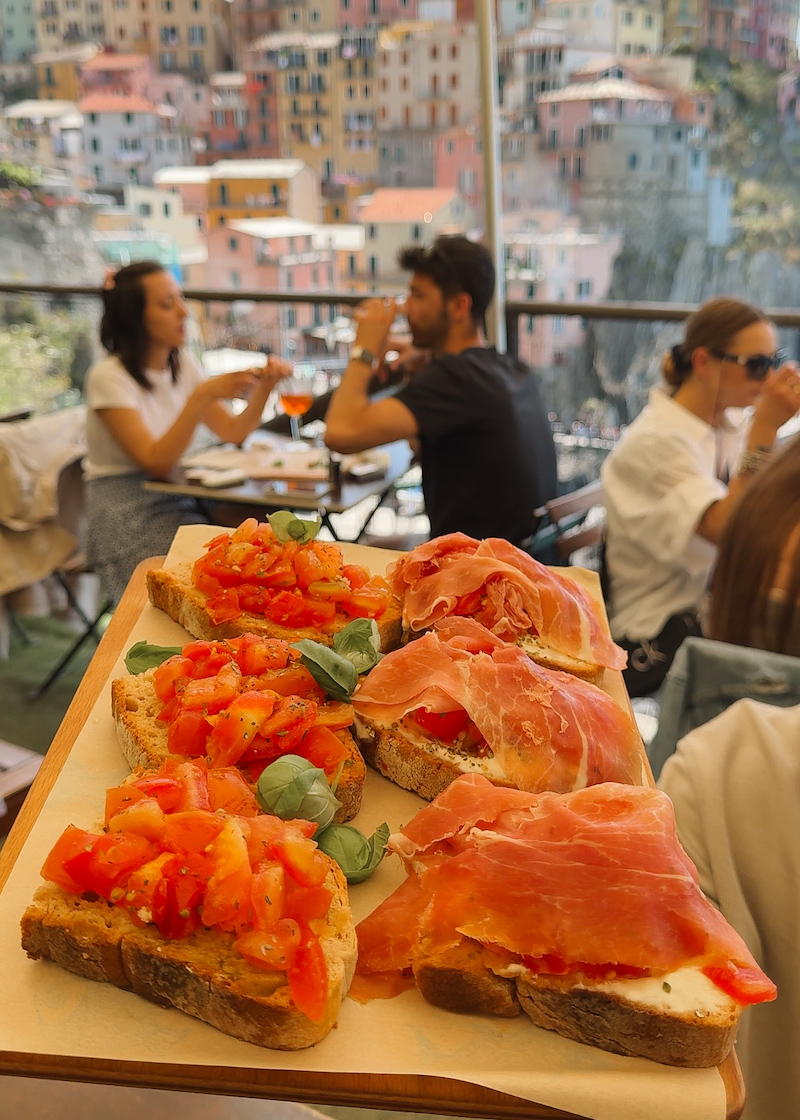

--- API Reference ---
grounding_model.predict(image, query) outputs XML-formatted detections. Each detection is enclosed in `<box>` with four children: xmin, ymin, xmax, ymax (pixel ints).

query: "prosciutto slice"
<box><xmin>356</xmin><ymin>775</ymin><xmax>777</xmax><ymax>1006</ymax></box>
<box><xmin>352</xmin><ymin>619</ymin><xmax>646</xmax><ymax>793</ymax></box>
<box><xmin>388</xmin><ymin>533</ymin><xmax>626</xmax><ymax>671</ymax></box>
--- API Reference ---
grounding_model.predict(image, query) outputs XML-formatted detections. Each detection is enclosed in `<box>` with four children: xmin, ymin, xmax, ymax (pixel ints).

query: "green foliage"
<box><xmin>0</xmin><ymin>302</ymin><xmax>93</xmax><ymax>414</ymax></box>
<box><xmin>0</xmin><ymin>161</ymin><xmax>41</xmax><ymax>189</ymax></box>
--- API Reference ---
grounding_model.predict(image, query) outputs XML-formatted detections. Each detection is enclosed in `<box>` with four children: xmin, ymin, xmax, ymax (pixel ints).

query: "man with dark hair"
<box><xmin>324</xmin><ymin>234</ymin><xmax>558</xmax><ymax>545</ymax></box>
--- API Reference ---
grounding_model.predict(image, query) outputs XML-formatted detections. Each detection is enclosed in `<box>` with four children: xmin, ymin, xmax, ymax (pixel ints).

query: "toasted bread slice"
<box><xmin>354</xmin><ymin>712</ymin><xmax>518</xmax><ymax>803</ymax></box>
<box><xmin>21</xmin><ymin>861</ymin><xmax>356</xmax><ymax>1051</ymax></box>
<box><xmin>148</xmin><ymin>563</ymin><xmax>403</xmax><ymax>653</ymax></box>
<box><xmin>111</xmin><ymin>672</ymin><xmax>366</xmax><ymax>822</ymax></box>
<box><xmin>412</xmin><ymin>940</ymin><xmax>740</xmax><ymax>1068</ymax></box>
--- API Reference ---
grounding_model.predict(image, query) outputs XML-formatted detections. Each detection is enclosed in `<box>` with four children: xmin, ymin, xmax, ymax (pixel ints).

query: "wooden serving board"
<box><xmin>0</xmin><ymin>529</ymin><xmax>740</xmax><ymax>1120</ymax></box>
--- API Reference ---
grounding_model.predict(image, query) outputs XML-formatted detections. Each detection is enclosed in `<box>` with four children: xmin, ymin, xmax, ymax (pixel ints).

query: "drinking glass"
<box><xmin>278</xmin><ymin>366</ymin><xmax>314</xmax><ymax>444</ymax></box>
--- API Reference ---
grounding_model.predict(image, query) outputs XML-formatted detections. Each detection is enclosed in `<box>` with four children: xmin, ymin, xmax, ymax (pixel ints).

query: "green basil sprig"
<box><xmin>125</xmin><ymin>640</ymin><xmax>184</xmax><ymax>674</ymax></box>
<box><xmin>268</xmin><ymin>510</ymin><xmax>322</xmax><ymax>544</ymax></box>
<box><xmin>256</xmin><ymin>754</ymin><xmax>341</xmax><ymax>831</ymax></box>
<box><xmin>333</xmin><ymin>618</ymin><xmax>382</xmax><ymax>674</ymax></box>
<box><xmin>316</xmin><ymin>822</ymin><xmax>390</xmax><ymax>883</ymax></box>
<box><xmin>292</xmin><ymin>638</ymin><xmax>359</xmax><ymax>701</ymax></box>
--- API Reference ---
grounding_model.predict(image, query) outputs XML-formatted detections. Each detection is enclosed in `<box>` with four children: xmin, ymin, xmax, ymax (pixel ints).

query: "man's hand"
<box><xmin>352</xmin><ymin>296</ymin><xmax>396</xmax><ymax>357</ymax></box>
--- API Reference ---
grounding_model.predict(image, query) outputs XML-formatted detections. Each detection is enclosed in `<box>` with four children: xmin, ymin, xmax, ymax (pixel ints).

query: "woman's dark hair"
<box><xmin>100</xmin><ymin>261</ymin><xmax>180</xmax><ymax>389</ymax></box>
<box><xmin>709</xmin><ymin>435</ymin><xmax>800</xmax><ymax>654</ymax></box>
<box><xmin>397</xmin><ymin>235</ymin><xmax>495</xmax><ymax>332</ymax></box>
<box><xmin>661</xmin><ymin>296</ymin><xmax>767</xmax><ymax>388</ymax></box>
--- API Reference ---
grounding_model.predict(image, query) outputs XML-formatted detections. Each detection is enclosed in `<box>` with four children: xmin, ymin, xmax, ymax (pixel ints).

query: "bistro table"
<box><xmin>0</xmin><ymin>545</ymin><xmax>745</xmax><ymax>1120</ymax></box>
<box><xmin>144</xmin><ymin>437</ymin><xmax>413</xmax><ymax>542</ymax></box>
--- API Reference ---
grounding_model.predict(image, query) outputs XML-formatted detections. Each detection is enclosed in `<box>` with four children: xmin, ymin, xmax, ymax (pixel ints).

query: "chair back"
<box><xmin>528</xmin><ymin>479</ymin><xmax>606</xmax><ymax>564</ymax></box>
<box><xmin>648</xmin><ymin>636</ymin><xmax>800</xmax><ymax>779</ymax></box>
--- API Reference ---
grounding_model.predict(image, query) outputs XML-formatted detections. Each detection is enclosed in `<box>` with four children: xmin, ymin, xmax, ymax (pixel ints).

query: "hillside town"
<box><xmin>0</xmin><ymin>0</ymin><xmax>799</xmax><ymax>377</ymax></box>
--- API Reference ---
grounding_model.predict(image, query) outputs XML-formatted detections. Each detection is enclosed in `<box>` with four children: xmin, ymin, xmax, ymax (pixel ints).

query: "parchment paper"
<box><xmin>0</xmin><ymin>526</ymin><xmax>727</xmax><ymax>1120</ymax></box>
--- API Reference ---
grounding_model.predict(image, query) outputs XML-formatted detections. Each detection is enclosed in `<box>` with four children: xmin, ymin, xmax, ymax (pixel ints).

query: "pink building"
<box><xmin>433</xmin><ymin>128</ymin><xmax>483</xmax><ymax>213</ymax></box>
<box><xmin>503</xmin><ymin>212</ymin><xmax>621</xmax><ymax>373</ymax></box>
<box><xmin>747</xmin><ymin>0</ymin><xmax>797</xmax><ymax>69</ymax></box>
<box><xmin>154</xmin><ymin>167</ymin><xmax>212</xmax><ymax>233</ymax></box>
<box><xmin>205</xmin><ymin>218</ymin><xmax>340</xmax><ymax>357</ymax></box>
<box><xmin>79</xmin><ymin>53</ymin><xmax>151</xmax><ymax>99</ymax></box>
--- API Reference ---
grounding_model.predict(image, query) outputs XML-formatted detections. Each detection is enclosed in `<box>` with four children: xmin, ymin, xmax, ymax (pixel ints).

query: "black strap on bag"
<box><xmin>618</xmin><ymin>611</ymin><xmax>703</xmax><ymax>698</ymax></box>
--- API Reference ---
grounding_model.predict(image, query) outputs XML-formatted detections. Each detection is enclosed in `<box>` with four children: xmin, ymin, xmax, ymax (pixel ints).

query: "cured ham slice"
<box><xmin>352</xmin><ymin>620</ymin><xmax>646</xmax><ymax>794</ymax></box>
<box><xmin>356</xmin><ymin>775</ymin><xmax>777</xmax><ymax>1007</ymax></box>
<box><xmin>388</xmin><ymin>533</ymin><xmax>626</xmax><ymax>672</ymax></box>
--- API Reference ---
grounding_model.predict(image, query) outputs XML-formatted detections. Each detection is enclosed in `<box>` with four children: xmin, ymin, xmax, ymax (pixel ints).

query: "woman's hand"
<box><xmin>202</xmin><ymin>355</ymin><xmax>292</xmax><ymax>402</ymax></box>
<box><xmin>751</xmin><ymin>361</ymin><xmax>800</xmax><ymax>442</ymax></box>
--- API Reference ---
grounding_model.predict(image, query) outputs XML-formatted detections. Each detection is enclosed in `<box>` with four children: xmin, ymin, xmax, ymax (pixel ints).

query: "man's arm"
<box><xmin>324</xmin><ymin>297</ymin><xmax>420</xmax><ymax>453</ymax></box>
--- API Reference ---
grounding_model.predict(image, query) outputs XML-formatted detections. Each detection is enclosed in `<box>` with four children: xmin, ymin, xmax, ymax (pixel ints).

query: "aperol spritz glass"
<box><xmin>278</xmin><ymin>365</ymin><xmax>314</xmax><ymax>444</ymax></box>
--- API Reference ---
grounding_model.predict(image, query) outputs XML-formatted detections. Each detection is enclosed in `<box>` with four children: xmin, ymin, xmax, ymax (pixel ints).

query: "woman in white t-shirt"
<box><xmin>85</xmin><ymin>261</ymin><xmax>289</xmax><ymax>602</ymax></box>
<box><xmin>601</xmin><ymin>296</ymin><xmax>800</xmax><ymax>697</ymax></box>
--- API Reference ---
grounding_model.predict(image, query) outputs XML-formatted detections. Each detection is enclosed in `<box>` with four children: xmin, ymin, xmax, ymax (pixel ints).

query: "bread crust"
<box><xmin>111</xmin><ymin>674</ymin><xmax>366</xmax><ymax>822</ymax></box>
<box><xmin>21</xmin><ymin>863</ymin><xmax>356</xmax><ymax>1051</ymax></box>
<box><xmin>404</xmin><ymin>627</ymin><xmax>604</xmax><ymax>686</ymax></box>
<box><xmin>515</xmin><ymin>973</ymin><xmax>739</xmax><ymax>1069</ymax></box>
<box><xmin>147</xmin><ymin>563</ymin><xmax>403</xmax><ymax>654</ymax></box>
<box><xmin>354</xmin><ymin>713</ymin><xmax>517</xmax><ymax>802</ymax></box>
<box><xmin>407</xmin><ymin>940</ymin><xmax>739</xmax><ymax>1068</ymax></box>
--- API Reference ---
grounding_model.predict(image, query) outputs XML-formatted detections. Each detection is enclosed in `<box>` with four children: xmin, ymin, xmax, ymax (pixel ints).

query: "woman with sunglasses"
<box><xmin>601</xmin><ymin>295</ymin><xmax>800</xmax><ymax>697</ymax></box>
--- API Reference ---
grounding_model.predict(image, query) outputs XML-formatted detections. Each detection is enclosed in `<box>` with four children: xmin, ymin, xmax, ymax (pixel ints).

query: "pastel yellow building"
<box><xmin>205</xmin><ymin>159</ymin><xmax>320</xmax><ymax>228</ymax></box>
<box><xmin>33</xmin><ymin>43</ymin><xmax>99</xmax><ymax>101</ymax></box>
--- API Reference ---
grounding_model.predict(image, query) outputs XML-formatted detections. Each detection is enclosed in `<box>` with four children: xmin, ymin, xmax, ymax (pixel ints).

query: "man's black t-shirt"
<box><xmin>395</xmin><ymin>347</ymin><xmax>558</xmax><ymax>544</ymax></box>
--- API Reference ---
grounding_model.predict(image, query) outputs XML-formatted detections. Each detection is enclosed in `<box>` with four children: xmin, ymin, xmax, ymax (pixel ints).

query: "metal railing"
<box><xmin>3</xmin><ymin>281</ymin><xmax>800</xmax><ymax>360</ymax></box>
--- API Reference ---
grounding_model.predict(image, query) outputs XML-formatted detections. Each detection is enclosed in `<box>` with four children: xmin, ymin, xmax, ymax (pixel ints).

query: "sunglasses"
<box><xmin>710</xmin><ymin>348</ymin><xmax>787</xmax><ymax>382</ymax></box>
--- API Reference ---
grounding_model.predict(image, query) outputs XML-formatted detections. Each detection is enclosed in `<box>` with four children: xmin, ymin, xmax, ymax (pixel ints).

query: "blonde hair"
<box><xmin>662</xmin><ymin>296</ymin><xmax>767</xmax><ymax>388</ymax></box>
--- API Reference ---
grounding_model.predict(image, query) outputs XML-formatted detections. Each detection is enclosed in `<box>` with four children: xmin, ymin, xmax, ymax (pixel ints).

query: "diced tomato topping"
<box><xmin>229</xmin><ymin>634</ymin><xmax>292</xmax><ymax>676</ymax></box>
<box><xmin>129</xmin><ymin>775</ymin><xmax>184</xmax><ymax>813</ymax></box>
<box><xmin>41</xmin><ymin>825</ymin><xmax>98</xmax><ymax>894</ymax></box>
<box><xmin>206</xmin><ymin>767</ymin><xmax>261</xmax><ymax>816</ymax></box>
<box><xmin>342</xmin><ymin>564</ymin><xmax>370</xmax><ymax>590</ymax></box>
<box><xmin>273</xmin><ymin>826</ymin><xmax>329</xmax><ymax>889</ymax></box>
<box><xmin>250</xmin><ymin>862</ymin><xmax>285</xmax><ymax>928</ymax></box>
<box><xmin>63</xmin><ymin>832</ymin><xmax>158</xmax><ymax>899</ymax></box>
<box><xmin>301</xmin><ymin>724</ymin><xmax>351</xmax><ymax>775</ymax></box>
<box><xmin>258</xmin><ymin>695</ymin><xmax>318</xmax><ymax>756</ymax></box>
<box><xmin>205</xmin><ymin>690</ymin><xmax>279</xmax><ymax>768</ymax></box>
<box><xmin>702</xmin><ymin>964</ymin><xmax>777</xmax><ymax>1006</ymax></box>
<box><xmin>413</xmin><ymin>707</ymin><xmax>471</xmax><ymax>743</ymax></box>
<box><xmin>342</xmin><ymin>577</ymin><xmax>391</xmax><ymax>619</ymax></box>
<box><xmin>107</xmin><ymin>797</ymin><xmax>167</xmax><ymax>842</ymax></box>
<box><xmin>167</xmin><ymin>709</ymin><xmax>212</xmax><ymax>757</ymax></box>
<box><xmin>104</xmin><ymin>784</ymin><xmax>146</xmax><ymax>825</ymax></box>
<box><xmin>263</xmin><ymin>590</ymin><xmax>315</xmax><ymax>629</ymax></box>
<box><xmin>169</xmin><ymin>761</ymin><xmax>211</xmax><ymax>812</ymax></box>
<box><xmin>162</xmin><ymin>809</ymin><xmax>225</xmax><ymax>854</ymax></box>
<box><xmin>288</xmin><ymin>927</ymin><xmax>328</xmax><ymax>1022</ymax></box>
<box><xmin>180</xmin><ymin>663</ymin><xmax>240</xmax><ymax>714</ymax></box>
<box><xmin>152</xmin><ymin>656</ymin><xmax>195</xmax><ymax>704</ymax></box>
<box><xmin>284</xmin><ymin>876</ymin><xmax>334</xmax><ymax>923</ymax></box>
<box><xmin>236</xmin><ymin>919</ymin><xmax>302</xmax><ymax>971</ymax></box>
<box><xmin>246</xmin><ymin>814</ymin><xmax>316</xmax><ymax>868</ymax></box>
<box><xmin>205</xmin><ymin>586</ymin><xmax>242</xmax><ymax>624</ymax></box>
<box><xmin>306</xmin><ymin>579</ymin><xmax>351</xmax><ymax>602</ymax></box>
<box><xmin>314</xmin><ymin>702</ymin><xmax>355</xmax><ymax>731</ymax></box>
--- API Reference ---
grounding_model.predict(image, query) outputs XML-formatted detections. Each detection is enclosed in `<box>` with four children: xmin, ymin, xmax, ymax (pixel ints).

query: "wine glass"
<box><xmin>278</xmin><ymin>365</ymin><xmax>315</xmax><ymax>445</ymax></box>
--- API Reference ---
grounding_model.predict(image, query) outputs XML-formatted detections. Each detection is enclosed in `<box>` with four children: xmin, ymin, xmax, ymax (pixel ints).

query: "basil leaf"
<box><xmin>125</xmin><ymin>640</ymin><xmax>184</xmax><ymax>674</ymax></box>
<box><xmin>333</xmin><ymin>618</ymin><xmax>382</xmax><ymax>674</ymax></box>
<box><xmin>256</xmin><ymin>754</ymin><xmax>340</xmax><ymax>830</ymax></box>
<box><xmin>316</xmin><ymin>822</ymin><xmax>390</xmax><ymax>883</ymax></box>
<box><xmin>292</xmin><ymin>638</ymin><xmax>359</xmax><ymax>701</ymax></box>
<box><xmin>268</xmin><ymin>510</ymin><xmax>322</xmax><ymax>544</ymax></box>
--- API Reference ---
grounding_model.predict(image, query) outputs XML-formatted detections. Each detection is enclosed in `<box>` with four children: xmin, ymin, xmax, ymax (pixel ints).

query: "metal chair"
<box><xmin>528</xmin><ymin>479</ymin><xmax>606</xmax><ymax>564</ymax></box>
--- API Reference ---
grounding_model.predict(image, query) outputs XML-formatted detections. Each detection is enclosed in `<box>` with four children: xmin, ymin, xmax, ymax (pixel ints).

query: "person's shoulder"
<box><xmin>85</xmin><ymin>353</ymin><xmax>134</xmax><ymax>395</ymax></box>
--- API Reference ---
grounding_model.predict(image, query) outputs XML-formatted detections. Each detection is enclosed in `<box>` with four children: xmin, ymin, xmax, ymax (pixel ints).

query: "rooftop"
<box><xmin>81</xmin><ymin>52</ymin><xmax>150</xmax><ymax>71</ymax></box>
<box><xmin>208</xmin><ymin>159</ymin><xmax>307</xmax><ymax>180</ymax></box>
<box><xmin>2</xmin><ymin>99</ymin><xmax>78</xmax><ymax>120</ymax></box>
<box><xmin>154</xmin><ymin>167</ymin><xmax>213</xmax><ymax>185</ymax></box>
<box><xmin>537</xmin><ymin>77</ymin><xmax>672</xmax><ymax>104</ymax></box>
<box><xmin>359</xmin><ymin>187</ymin><xmax>459</xmax><ymax>222</ymax></box>
<box><xmin>79</xmin><ymin>93</ymin><xmax>159</xmax><ymax>114</ymax></box>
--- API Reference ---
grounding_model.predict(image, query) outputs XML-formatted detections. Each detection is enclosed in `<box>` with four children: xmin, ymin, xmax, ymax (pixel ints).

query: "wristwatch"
<box><xmin>350</xmin><ymin>345</ymin><xmax>378</xmax><ymax>371</ymax></box>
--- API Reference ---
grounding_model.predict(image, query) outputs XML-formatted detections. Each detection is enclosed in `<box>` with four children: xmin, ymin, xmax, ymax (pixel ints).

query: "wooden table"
<box><xmin>144</xmin><ymin>439</ymin><xmax>413</xmax><ymax>542</ymax></box>
<box><xmin>0</xmin><ymin>557</ymin><xmax>745</xmax><ymax>1120</ymax></box>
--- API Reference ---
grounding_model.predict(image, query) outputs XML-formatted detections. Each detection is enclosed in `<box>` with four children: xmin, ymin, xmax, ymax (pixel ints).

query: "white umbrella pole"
<box><xmin>476</xmin><ymin>0</ymin><xmax>506</xmax><ymax>353</ymax></box>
